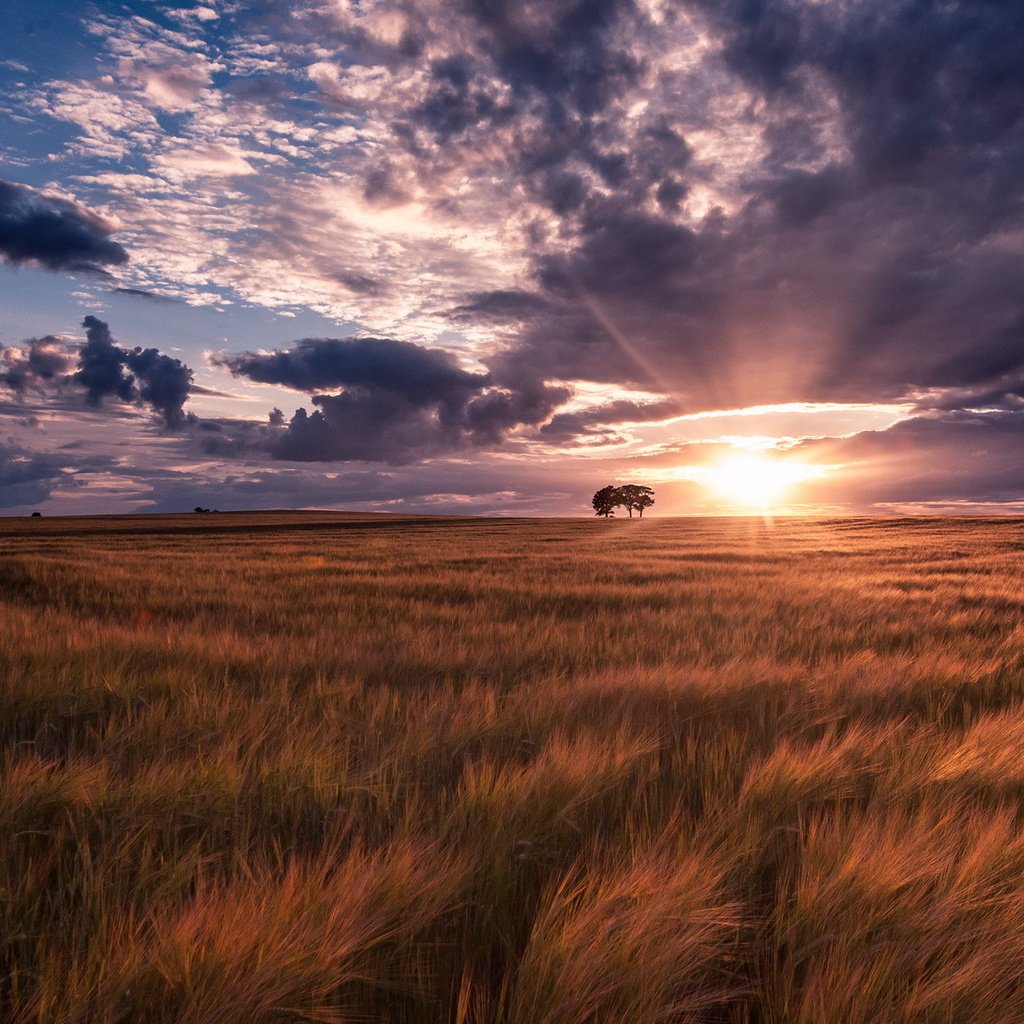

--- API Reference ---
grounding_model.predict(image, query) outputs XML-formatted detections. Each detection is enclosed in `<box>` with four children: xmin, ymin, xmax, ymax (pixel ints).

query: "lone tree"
<box><xmin>592</xmin><ymin>485</ymin><xmax>618</xmax><ymax>518</ymax></box>
<box><xmin>591</xmin><ymin>483</ymin><xmax>656</xmax><ymax>518</ymax></box>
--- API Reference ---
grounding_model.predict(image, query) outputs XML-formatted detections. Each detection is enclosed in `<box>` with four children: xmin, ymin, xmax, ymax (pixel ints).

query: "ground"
<box><xmin>2</xmin><ymin>512</ymin><xmax>1024</xmax><ymax>1023</ymax></box>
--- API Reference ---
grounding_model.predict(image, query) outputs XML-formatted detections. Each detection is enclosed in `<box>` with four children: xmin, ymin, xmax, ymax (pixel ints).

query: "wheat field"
<box><xmin>2</xmin><ymin>512</ymin><xmax>1024</xmax><ymax>1023</ymax></box>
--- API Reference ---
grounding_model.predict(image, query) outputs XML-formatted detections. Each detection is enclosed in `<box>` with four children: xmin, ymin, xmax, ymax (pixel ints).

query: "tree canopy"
<box><xmin>591</xmin><ymin>485</ymin><xmax>618</xmax><ymax>518</ymax></box>
<box><xmin>591</xmin><ymin>484</ymin><xmax>655</xmax><ymax>518</ymax></box>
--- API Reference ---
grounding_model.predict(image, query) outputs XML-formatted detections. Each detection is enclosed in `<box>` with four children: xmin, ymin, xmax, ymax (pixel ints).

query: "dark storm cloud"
<box><xmin>215</xmin><ymin>336</ymin><xmax>488</xmax><ymax>397</ymax></box>
<box><xmin>23</xmin><ymin>337</ymin><xmax>69</xmax><ymax>381</ymax></box>
<box><xmin>124</xmin><ymin>346</ymin><xmax>194</xmax><ymax>428</ymax></box>
<box><xmin>369</xmin><ymin>1</ymin><xmax>1024</xmax><ymax>425</ymax></box>
<box><xmin>245</xmin><ymin>0</ymin><xmax>1024</xmax><ymax>428</ymax></box>
<box><xmin>538</xmin><ymin>170</ymin><xmax>588</xmax><ymax>215</ymax></box>
<box><xmin>762</xmin><ymin>164</ymin><xmax>849</xmax><ymax>227</ymax></box>
<box><xmin>929</xmin><ymin>317</ymin><xmax>1024</xmax><ymax>392</ymax></box>
<box><xmin>0</xmin><ymin>178</ymin><xmax>128</xmax><ymax>273</ymax></box>
<box><xmin>922</xmin><ymin>379</ymin><xmax>1024</xmax><ymax>417</ymax></box>
<box><xmin>213</xmin><ymin>336</ymin><xmax>569</xmax><ymax>463</ymax></box>
<box><xmin>493</xmin><ymin>199</ymin><xmax>729</xmax><ymax>405</ymax></box>
<box><xmin>0</xmin><ymin>441</ymin><xmax>68</xmax><ymax>507</ymax></box>
<box><xmin>323</xmin><ymin>0</ymin><xmax>642</xmax><ymax>138</ymax></box>
<box><xmin>75</xmin><ymin>316</ymin><xmax>135</xmax><ymax>406</ymax></box>
<box><xmin>461</xmin><ymin>373</ymin><xmax>572</xmax><ymax>445</ymax></box>
<box><xmin>710</xmin><ymin>0</ymin><xmax>1024</xmax><ymax>182</ymax></box>
<box><xmin>413</xmin><ymin>56</ymin><xmax>511</xmax><ymax>138</ymax></box>
<box><xmin>460</xmin><ymin>0</ymin><xmax>1024</xmax><ymax>419</ymax></box>
<box><xmin>272</xmin><ymin>394</ymin><xmax>464</xmax><ymax>463</ymax></box>
<box><xmin>539</xmin><ymin>199</ymin><xmax>701</xmax><ymax>301</ymax></box>
<box><xmin>462</xmin><ymin>0</ymin><xmax>641</xmax><ymax>119</ymax></box>
<box><xmin>73</xmin><ymin>317</ymin><xmax>194</xmax><ymax>427</ymax></box>
<box><xmin>654</xmin><ymin>177</ymin><xmax>687</xmax><ymax>213</ymax></box>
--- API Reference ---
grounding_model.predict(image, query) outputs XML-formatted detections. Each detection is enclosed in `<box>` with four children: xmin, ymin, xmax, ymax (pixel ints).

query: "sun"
<box><xmin>701</xmin><ymin>452</ymin><xmax>825</xmax><ymax>510</ymax></box>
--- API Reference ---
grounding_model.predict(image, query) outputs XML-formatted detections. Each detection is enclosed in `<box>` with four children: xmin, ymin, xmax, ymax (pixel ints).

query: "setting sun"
<box><xmin>701</xmin><ymin>453</ymin><xmax>827</xmax><ymax>510</ymax></box>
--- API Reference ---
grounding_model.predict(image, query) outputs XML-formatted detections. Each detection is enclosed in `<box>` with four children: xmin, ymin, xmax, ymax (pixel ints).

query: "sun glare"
<box><xmin>701</xmin><ymin>453</ymin><xmax>826</xmax><ymax>510</ymax></box>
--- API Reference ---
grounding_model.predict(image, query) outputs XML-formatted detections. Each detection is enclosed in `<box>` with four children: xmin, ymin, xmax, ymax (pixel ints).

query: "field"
<box><xmin>2</xmin><ymin>512</ymin><xmax>1024</xmax><ymax>1023</ymax></box>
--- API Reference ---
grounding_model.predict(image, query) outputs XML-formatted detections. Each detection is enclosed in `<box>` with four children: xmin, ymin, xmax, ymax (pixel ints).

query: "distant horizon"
<box><xmin>6</xmin><ymin>507</ymin><xmax>1024</xmax><ymax>522</ymax></box>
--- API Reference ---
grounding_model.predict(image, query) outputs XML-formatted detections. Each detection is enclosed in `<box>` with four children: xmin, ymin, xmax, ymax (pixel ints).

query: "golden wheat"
<box><xmin>1</xmin><ymin>512</ymin><xmax>1023</xmax><ymax>1022</ymax></box>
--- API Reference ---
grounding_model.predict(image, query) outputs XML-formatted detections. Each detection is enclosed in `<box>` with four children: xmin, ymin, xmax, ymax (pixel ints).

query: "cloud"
<box><xmin>19</xmin><ymin>0</ymin><xmax>1024</xmax><ymax>414</ymax></box>
<box><xmin>153</xmin><ymin>143</ymin><xmax>257</xmax><ymax>180</ymax></box>
<box><xmin>73</xmin><ymin>316</ymin><xmax>194</xmax><ymax>427</ymax></box>
<box><xmin>708</xmin><ymin>0</ymin><xmax>1024</xmax><ymax>181</ymax></box>
<box><xmin>458</xmin><ymin>0</ymin><xmax>642</xmax><ymax>120</ymax></box>
<box><xmin>539</xmin><ymin>397</ymin><xmax>682</xmax><ymax>443</ymax></box>
<box><xmin>794</xmin><ymin>411</ymin><xmax>1024</xmax><ymax>507</ymax></box>
<box><xmin>111</xmin><ymin>286</ymin><xmax>181</xmax><ymax>303</ymax></box>
<box><xmin>142</xmin><ymin>62</ymin><xmax>212</xmax><ymax>111</ymax></box>
<box><xmin>75</xmin><ymin>316</ymin><xmax>136</xmax><ymax>407</ymax></box>
<box><xmin>0</xmin><ymin>178</ymin><xmax>128</xmax><ymax>273</ymax></box>
<box><xmin>213</xmin><ymin>336</ymin><xmax>569</xmax><ymax>462</ymax></box>
<box><xmin>0</xmin><ymin>441</ymin><xmax>69</xmax><ymax>508</ymax></box>
<box><xmin>467</xmin><ymin>1</ymin><xmax>1024</xmax><ymax>418</ymax></box>
<box><xmin>451</xmin><ymin>290</ymin><xmax>556</xmax><ymax>322</ymax></box>
<box><xmin>124</xmin><ymin>346</ymin><xmax>194</xmax><ymax>429</ymax></box>
<box><xmin>214</xmin><ymin>336</ymin><xmax>487</xmax><ymax>396</ymax></box>
<box><xmin>7</xmin><ymin>0</ymin><xmax>1024</xmax><ymax>509</ymax></box>
<box><xmin>1</xmin><ymin>337</ymin><xmax>73</xmax><ymax>392</ymax></box>
<box><xmin>104</xmin><ymin>452</ymin><xmax>608</xmax><ymax>517</ymax></box>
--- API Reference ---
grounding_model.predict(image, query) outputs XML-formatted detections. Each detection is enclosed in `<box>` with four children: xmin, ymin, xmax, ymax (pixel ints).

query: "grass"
<box><xmin>1</xmin><ymin>511</ymin><xmax>1023</xmax><ymax>1022</ymax></box>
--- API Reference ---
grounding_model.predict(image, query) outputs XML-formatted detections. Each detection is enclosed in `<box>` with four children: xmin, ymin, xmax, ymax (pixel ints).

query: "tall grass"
<box><xmin>1</xmin><ymin>511</ymin><xmax>1023</xmax><ymax>1021</ymax></box>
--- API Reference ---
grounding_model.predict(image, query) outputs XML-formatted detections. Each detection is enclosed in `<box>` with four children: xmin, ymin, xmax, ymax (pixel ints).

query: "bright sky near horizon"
<box><xmin>2</xmin><ymin>0</ymin><xmax>1023</xmax><ymax>515</ymax></box>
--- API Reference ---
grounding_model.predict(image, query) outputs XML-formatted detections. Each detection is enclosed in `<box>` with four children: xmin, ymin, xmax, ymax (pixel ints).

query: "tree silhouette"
<box><xmin>592</xmin><ymin>485</ymin><xmax>618</xmax><ymax>518</ymax></box>
<box><xmin>591</xmin><ymin>484</ymin><xmax>655</xmax><ymax>518</ymax></box>
<box><xmin>620</xmin><ymin>484</ymin><xmax>654</xmax><ymax>518</ymax></box>
<box><xmin>617</xmin><ymin>484</ymin><xmax>638</xmax><ymax>518</ymax></box>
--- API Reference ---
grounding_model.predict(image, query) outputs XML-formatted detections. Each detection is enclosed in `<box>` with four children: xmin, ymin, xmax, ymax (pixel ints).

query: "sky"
<box><xmin>1</xmin><ymin>0</ymin><xmax>1023</xmax><ymax>516</ymax></box>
